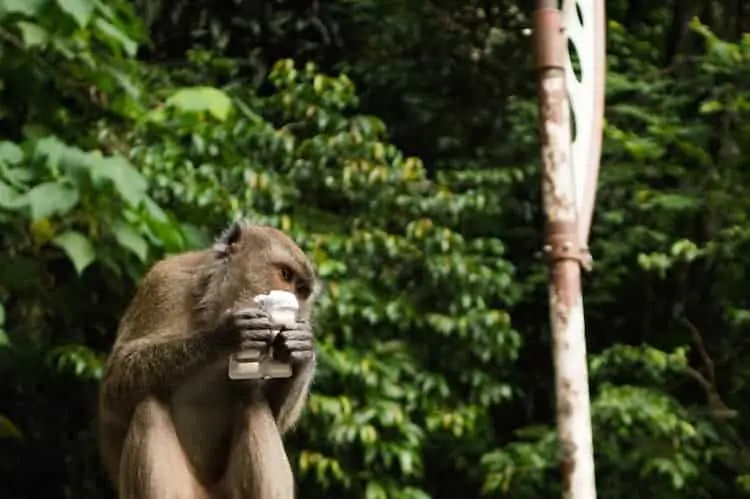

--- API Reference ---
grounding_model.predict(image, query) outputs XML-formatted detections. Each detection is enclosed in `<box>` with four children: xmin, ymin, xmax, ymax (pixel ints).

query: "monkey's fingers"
<box><xmin>233</xmin><ymin>307</ymin><xmax>270</xmax><ymax>320</ymax></box>
<box><xmin>235</xmin><ymin>316</ymin><xmax>274</xmax><ymax>330</ymax></box>
<box><xmin>273</xmin><ymin>338</ymin><xmax>313</xmax><ymax>363</ymax></box>
<box><xmin>276</xmin><ymin>329</ymin><xmax>313</xmax><ymax>342</ymax></box>
<box><xmin>282</xmin><ymin>340</ymin><xmax>314</xmax><ymax>351</ymax></box>
<box><xmin>239</xmin><ymin>328</ymin><xmax>275</xmax><ymax>346</ymax></box>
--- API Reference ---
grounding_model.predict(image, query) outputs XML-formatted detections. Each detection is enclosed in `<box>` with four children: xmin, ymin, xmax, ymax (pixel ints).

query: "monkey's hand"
<box><xmin>273</xmin><ymin>320</ymin><xmax>315</xmax><ymax>367</ymax></box>
<box><xmin>230</xmin><ymin>307</ymin><xmax>275</xmax><ymax>355</ymax></box>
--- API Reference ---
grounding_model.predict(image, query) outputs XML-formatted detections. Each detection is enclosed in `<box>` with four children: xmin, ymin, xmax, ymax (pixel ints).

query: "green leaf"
<box><xmin>90</xmin><ymin>156</ymin><xmax>147</xmax><ymax>206</ymax></box>
<box><xmin>143</xmin><ymin>197</ymin><xmax>168</xmax><ymax>222</ymax></box>
<box><xmin>0</xmin><ymin>141</ymin><xmax>23</xmax><ymax>165</ymax></box>
<box><xmin>52</xmin><ymin>231</ymin><xmax>95</xmax><ymax>275</ymax></box>
<box><xmin>93</xmin><ymin>18</ymin><xmax>138</xmax><ymax>56</ymax></box>
<box><xmin>646</xmin><ymin>193</ymin><xmax>701</xmax><ymax>212</ymax></box>
<box><xmin>55</xmin><ymin>0</ymin><xmax>94</xmax><ymax>27</ymax></box>
<box><xmin>699</xmin><ymin>100</ymin><xmax>722</xmax><ymax>114</ymax></box>
<box><xmin>48</xmin><ymin>344</ymin><xmax>103</xmax><ymax>379</ymax></box>
<box><xmin>112</xmin><ymin>221</ymin><xmax>148</xmax><ymax>261</ymax></box>
<box><xmin>105</xmin><ymin>65</ymin><xmax>141</xmax><ymax>99</ymax></box>
<box><xmin>166</xmin><ymin>87</ymin><xmax>233</xmax><ymax>121</ymax></box>
<box><xmin>146</xmin><ymin>218</ymin><xmax>185</xmax><ymax>252</ymax></box>
<box><xmin>16</xmin><ymin>21</ymin><xmax>48</xmax><ymax>48</ymax></box>
<box><xmin>26</xmin><ymin>181</ymin><xmax>79</xmax><ymax>221</ymax></box>
<box><xmin>0</xmin><ymin>415</ymin><xmax>21</xmax><ymax>439</ymax></box>
<box><xmin>2</xmin><ymin>167</ymin><xmax>32</xmax><ymax>190</ymax></box>
<box><xmin>0</xmin><ymin>0</ymin><xmax>48</xmax><ymax>17</ymax></box>
<box><xmin>179</xmin><ymin>222</ymin><xmax>211</xmax><ymax>249</ymax></box>
<box><xmin>34</xmin><ymin>137</ymin><xmax>96</xmax><ymax>188</ymax></box>
<box><xmin>0</xmin><ymin>181</ymin><xmax>22</xmax><ymax>209</ymax></box>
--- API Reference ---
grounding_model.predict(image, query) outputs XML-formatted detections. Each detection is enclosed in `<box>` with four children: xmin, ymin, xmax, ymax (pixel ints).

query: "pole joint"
<box><xmin>542</xmin><ymin>231</ymin><xmax>594</xmax><ymax>271</ymax></box>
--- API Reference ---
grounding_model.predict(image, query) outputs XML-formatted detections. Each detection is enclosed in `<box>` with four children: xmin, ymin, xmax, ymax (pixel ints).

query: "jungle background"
<box><xmin>0</xmin><ymin>0</ymin><xmax>749</xmax><ymax>498</ymax></box>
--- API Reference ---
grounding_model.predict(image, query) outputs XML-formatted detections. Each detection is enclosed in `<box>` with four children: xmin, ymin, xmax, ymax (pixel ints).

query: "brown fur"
<box><xmin>98</xmin><ymin>220</ymin><xmax>318</xmax><ymax>499</ymax></box>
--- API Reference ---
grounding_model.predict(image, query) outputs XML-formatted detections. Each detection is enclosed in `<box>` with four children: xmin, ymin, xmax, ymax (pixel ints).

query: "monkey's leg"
<box><xmin>119</xmin><ymin>397</ymin><xmax>210</xmax><ymax>499</ymax></box>
<box><xmin>220</xmin><ymin>396</ymin><xmax>295</xmax><ymax>499</ymax></box>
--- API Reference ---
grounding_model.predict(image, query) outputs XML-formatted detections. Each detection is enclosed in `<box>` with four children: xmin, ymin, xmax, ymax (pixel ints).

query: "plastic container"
<box><xmin>227</xmin><ymin>290</ymin><xmax>298</xmax><ymax>380</ymax></box>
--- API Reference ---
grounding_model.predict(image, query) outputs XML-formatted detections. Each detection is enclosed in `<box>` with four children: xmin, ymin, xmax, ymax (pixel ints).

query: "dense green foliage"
<box><xmin>0</xmin><ymin>0</ymin><xmax>749</xmax><ymax>498</ymax></box>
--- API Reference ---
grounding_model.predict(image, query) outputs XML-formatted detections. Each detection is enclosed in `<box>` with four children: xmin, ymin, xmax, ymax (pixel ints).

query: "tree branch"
<box><xmin>680</xmin><ymin>317</ymin><xmax>736</xmax><ymax>419</ymax></box>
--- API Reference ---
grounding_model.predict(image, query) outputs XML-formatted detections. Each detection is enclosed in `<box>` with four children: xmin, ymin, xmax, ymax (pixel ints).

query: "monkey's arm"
<box><xmin>100</xmin><ymin>333</ymin><xmax>219</xmax><ymax>416</ymax></box>
<box><xmin>101</xmin><ymin>254</ymin><xmax>232</xmax><ymax>415</ymax></box>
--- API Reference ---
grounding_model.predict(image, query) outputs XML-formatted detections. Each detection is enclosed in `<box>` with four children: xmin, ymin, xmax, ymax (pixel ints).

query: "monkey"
<box><xmin>97</xmin><ymin>219</ymin><xmax>318</xmax><ymax>499</ymax></box>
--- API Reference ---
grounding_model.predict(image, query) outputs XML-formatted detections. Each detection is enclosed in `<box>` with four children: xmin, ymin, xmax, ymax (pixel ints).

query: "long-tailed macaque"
<box><xmin>97</xmin><ymin>220</ymin><xmax>318</xmax><ymax>499</ymax></box>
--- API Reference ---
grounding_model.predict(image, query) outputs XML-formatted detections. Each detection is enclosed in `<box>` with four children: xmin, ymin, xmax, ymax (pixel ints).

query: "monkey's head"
<box><xmin>206</xmin><ymin>219</ymin><xmax>318</xmax><ymax>319</ymax></box>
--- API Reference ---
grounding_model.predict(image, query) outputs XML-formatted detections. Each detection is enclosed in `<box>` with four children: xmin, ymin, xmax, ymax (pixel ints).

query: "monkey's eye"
<box><xmin>279</xmin><ymin>265</ymin><xmax>294</xmax><ymax>283</ymax></box>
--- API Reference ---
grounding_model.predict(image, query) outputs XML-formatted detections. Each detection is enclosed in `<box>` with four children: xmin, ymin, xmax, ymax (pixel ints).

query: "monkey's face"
<box><xmin>215</xmin><ymin>221</ymin><xmax>317</xmax><ymax>316</ymax></box>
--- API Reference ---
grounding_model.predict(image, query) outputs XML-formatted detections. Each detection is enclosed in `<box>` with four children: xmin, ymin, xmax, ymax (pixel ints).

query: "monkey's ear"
<box><xmin>213</xmin><ymin>218</ymin><xmax>248</xmax><ymax>255</ymax></box>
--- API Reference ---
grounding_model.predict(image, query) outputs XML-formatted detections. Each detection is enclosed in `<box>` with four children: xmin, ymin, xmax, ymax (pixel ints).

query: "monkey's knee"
<box><xmin>131</xmin><ymin>396</ymin><xmax>173</xmax><ymax>430</ymax></box>
<box><xmin>120</xmin><ymin>397</ymin><xmax>208</xmax><ymax>499</ymax></box>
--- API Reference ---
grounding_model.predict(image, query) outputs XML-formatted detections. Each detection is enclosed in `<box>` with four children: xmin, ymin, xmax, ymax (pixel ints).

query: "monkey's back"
<box><xmin>114</xmin><ymin>250</ymin><xmax>216</xmax><ymax>344</ymax></box>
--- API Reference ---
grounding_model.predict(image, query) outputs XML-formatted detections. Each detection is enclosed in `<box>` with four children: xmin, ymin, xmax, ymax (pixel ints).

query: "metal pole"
<box><xmin>532</xmin><ymin>2</ymin><xmax>597</xmax><ymax>499</ymax></box>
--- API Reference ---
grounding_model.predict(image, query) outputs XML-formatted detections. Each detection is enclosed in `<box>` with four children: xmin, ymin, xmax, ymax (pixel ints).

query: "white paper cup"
<box><xmin>228</xmin><ymin>290</ymin><xmax>299</xmax><ymax>380</ymax></box>
<box><xmin>255</xmin><ymin>290</ymin><xmax>299</xmax><ymax>327</ymax></box>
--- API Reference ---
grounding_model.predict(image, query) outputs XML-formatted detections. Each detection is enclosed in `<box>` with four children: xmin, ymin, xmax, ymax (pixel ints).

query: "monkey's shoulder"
<box><xmin>147</xmin><ymin>250</ymin><xmax>217</xmax><ymax>276</ymax></box>
<box><xmin>134</xmin><ymin>250</ymin><xmax>223</xmax><ymax>292</ymax></box>
<box><xmin>119</xmin><ymin>250</ymin><xmax>218</xmax><ymax>332</ymax></box>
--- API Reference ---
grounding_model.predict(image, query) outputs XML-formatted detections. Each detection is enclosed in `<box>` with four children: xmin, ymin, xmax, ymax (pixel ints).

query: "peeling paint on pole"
<box><xmin>549</xmin><ymin>263</ymin><xmax>595</xmax><ymax>498</ymax></box>
<box><xmin>533</xmin><ymin>3</ymin><xmax>598</xmax><ymax>499</ymax></box>
<box><xmin>540</xmin><ymin>75</ymin><xmax>577</xmax><ymax>223</ymax></box>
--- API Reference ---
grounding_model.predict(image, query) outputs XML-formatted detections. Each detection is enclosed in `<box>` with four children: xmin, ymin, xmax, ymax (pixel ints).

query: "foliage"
<box><xmin>1</xmin><ymin>0</ymin><xmax>750</xmax><ymax>499</ymax></box>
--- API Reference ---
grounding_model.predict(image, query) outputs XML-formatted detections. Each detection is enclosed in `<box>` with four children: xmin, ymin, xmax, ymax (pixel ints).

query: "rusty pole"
<box><xmin>532</xmin><ymin>1</ymin><xmax>598</xmax><ymax>499</ymax></box>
